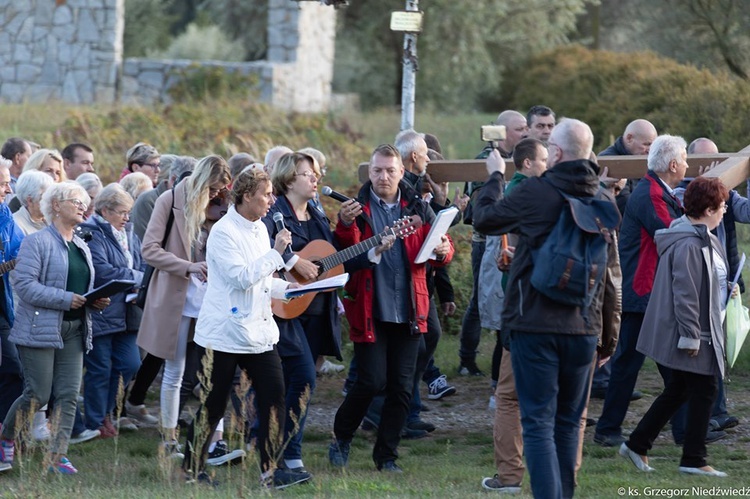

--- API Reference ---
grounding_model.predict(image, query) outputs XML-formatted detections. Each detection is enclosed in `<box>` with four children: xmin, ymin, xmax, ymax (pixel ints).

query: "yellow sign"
<box><xmin>390</xmin><ymin>11</ymin><xmax>424</xmax><ymax>33</ymax></box>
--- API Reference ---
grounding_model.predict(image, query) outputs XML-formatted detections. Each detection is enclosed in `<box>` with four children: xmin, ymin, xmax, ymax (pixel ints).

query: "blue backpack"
<box><xmin>530</xmin><ymin>183</ymin><xmax>620</xmax><ymax>315</ymax></box>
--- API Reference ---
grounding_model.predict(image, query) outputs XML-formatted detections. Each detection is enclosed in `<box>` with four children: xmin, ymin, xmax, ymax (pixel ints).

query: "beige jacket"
<box><xmin>136</xmin><ymin>181</ymin><xmax>194</xmax><ymax>360</ymax></box>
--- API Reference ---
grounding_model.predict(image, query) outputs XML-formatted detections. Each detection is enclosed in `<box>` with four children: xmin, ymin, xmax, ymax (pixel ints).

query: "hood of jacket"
<box><xmin>654</xmin><ymin>215</ymin><xmax>710</xmax><ymax>257</ymax></box>
<box><xmin>543</xmin><ymin>159</ymin><xmax>602</xmax><ymax>197</ymax></box>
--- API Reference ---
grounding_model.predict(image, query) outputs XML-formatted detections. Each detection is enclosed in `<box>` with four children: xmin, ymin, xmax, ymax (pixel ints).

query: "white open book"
<box><xmin>284</xmin><ymin>273</ymin><xmax>350</xmax><ymax>299</ymax></box>
<box><xmin>414</xmin><ymin>206</ymin><xmax>458</xmax><ymax>264</ymax></box>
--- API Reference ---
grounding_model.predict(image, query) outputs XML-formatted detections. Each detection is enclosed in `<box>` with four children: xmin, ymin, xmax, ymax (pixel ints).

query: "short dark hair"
<box><xmin>228</xmin><ymin>152</ymin><xmax>256</xmax><ymax>180</ymax></box>
<box><xmin>1</xmin><ymin>137</ymin><xmax>29</xmax><ymax>160</ymax></box>
<box><xmin>61</xmin><ymin>143</ymin><xmax>93</xmax><ymax>162</ymax></box>
<box><xmin>512</xmin><ymin>138</ymin><xmax>546</xmax><ymax>169</ymax></box>
<box><xmin>526</xmin><ymin>105</ymin><xmax>555</xmax><ymax>126</ymax></box>
<box><xmin>683</xmin><ymin>176</ymin><xmax>728</xmax><ymax>218</ymax></box>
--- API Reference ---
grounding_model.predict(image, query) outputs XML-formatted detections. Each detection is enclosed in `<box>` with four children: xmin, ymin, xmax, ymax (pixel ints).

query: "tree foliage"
<box><xmin>501</xmin><ymin>45</ymin><xmax>750</xmax><ymax>152</ymax></box>
<box><xmin>595</xmin><ymin>0</ymin><xmax>750</xmax><ymax>81</ymax></box>
<box><xmin>334</xmin><ymin>0</ymin><xmax>593</xmax><ymax>111</ymax></box>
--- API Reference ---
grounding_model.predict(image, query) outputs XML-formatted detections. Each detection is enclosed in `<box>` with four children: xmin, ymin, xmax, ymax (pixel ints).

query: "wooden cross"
<box><xmin>357</xmin><ymin>145</ymin><xmax>750</xmax><ymax>189</ymax></box>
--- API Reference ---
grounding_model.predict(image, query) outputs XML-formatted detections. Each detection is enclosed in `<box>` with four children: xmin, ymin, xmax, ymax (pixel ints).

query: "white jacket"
<box><xmin>195</xmin><ymin>205</ymin><xmax>289</xmax><ymax>354</ymax></box>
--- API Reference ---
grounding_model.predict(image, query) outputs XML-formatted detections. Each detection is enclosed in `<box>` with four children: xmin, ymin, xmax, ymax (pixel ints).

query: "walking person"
<box><xmin>619</xmin><ymin>176</ymin><xmax>729</xmax><ymax>478</ymax></box>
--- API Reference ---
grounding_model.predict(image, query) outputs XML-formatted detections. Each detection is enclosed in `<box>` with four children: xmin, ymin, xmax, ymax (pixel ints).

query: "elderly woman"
<box><xmin>0</xmin><ymin>182</ymin><xmax>108</xmax><ymax>474</ymax></box>
<box><xmin>620</xmin><ymin>176</ymin><xmax>729</xmax><ymax>478</ymax></box>
<box><xmin>12</xmin><ymin>171</ymin><xmax>53</xmax><ymax>235</ymax></box>
<box><xmin>76</xmin><ymin>172</ymin><xmax>104</xmax><ymax>220</ymax></box>
<box><xmin>120</xmin><ymin>172</ymin><xmax>153</xmax><ymax>202</ymax></box>
<box><xmin>182</xmin><ymin>168</ymin><xmax>310</xmax><ymax>489</ymax></box>
<box><xmin>121</xmin><ymin>142</ymin><xmax>160</xmax><ymax>187</ymax></box>
<box><xmin>137</xmin><ymin>155</ymin><xmax>230</xmax><ymax>457</ymax></box>
<box><xmin>79</xmin><ymin>184</ymin><xmax>144</xmax><ymax>438</ymax></box>
<box><xmin>263</xmin><ymin>152</ymin><xmax>348</xmax><ymax>477</ymax></box>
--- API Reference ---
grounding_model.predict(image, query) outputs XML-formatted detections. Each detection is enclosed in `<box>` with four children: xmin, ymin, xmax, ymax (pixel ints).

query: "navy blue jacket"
<box><xmin>262</xmin><ymin>196</ymin><xmax>350</xmax><ymax>359</ymax></box>
<box><xmin>80</xmin><ymin>218</ymin><xmax>145</xmax><ymax>336</ymax></box>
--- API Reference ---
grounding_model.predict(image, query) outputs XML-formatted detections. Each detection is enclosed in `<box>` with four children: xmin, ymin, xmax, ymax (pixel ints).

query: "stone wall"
<box><xmin>0</xmin><ymin>0</ymin><xmax>123</xmax><ymax>104</ymax></box>
<box><xmin>0</xmin><ymin>0</ymin><xmax>336</xmax><ymax>112</ymax></box>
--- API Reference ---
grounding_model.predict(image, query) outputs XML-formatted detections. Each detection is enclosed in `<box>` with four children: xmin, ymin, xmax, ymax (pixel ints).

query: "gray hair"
<box><xmin>76</xmin><ymin>172</ymin><xmax>104</xmax><ymax>199</ymax></box>
<box><xmin>228</xmin><ymin>152</ymin><xmax>256</xmax><ymax>180</ymax></box>
<box><xmin>170</xmin><ymin>155</ymin><xmax>197</xmax><ymax>184</ymax></box>
<box><xmin>648</xmin><ymin>135</ymin><xmax>687</xmax><ymax>173</ymax></box>
<box><xmin>126</xmin><ymin>142</ymin><xmax>160</xmax><ymax>169</ymax></box>
<box><xmin>15</xmin><ymin>170</ymin><xmax>54</xmax><ymax>208</ymax></box>
<box><xmin>96</xmin><ymin>183</ymin><xmax>134</xmax><ymax>214</ymax></box>
<box><xmin>264</xmin><ymin>145</ymin><xmax>293</xmax><ymax>169</ymax></box>
<box><xmin>119</xmin><ymin>172</ymin><xmax>153</xmax><ymax>201</ymax></box>
<box><xmin>549</xmin><ymin>118</ymin><xmax>594</xmax><ymax>160</ymax></box>
<box><xmin>156</xmin><ymin>154</ymin><xmax>178</xmax><ymax>184</ymax></box>
<box><xmin>394</xmin><ymin>129</ymin><xmax>425</xmax><ymax>160</ymax></box>
<box><xmin>41</xmin><ymin>181</ymin><xmax>90</xmax><ymax>223</ymax></box>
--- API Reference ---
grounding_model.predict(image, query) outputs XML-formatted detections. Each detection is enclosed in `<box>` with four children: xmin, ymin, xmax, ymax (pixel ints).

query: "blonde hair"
<box><xmin>184</xmin><ymin>155</ymin><xmax>231</xmax><ymax>248</ymax></box>
<box><xmin>23</xmin><ymin>148</ymin><xmax>66</xmax><ymax>182</ymax></box>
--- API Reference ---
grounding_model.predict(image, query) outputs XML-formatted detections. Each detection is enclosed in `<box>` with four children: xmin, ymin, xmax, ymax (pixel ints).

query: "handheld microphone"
<box><xmin>321</xmin><ymin>186</ymin><xmax>350</xmax><ymax>203</ymax></box>
<box><xmin>272</xmin><ymin>212</ymin><xmax>292</xmax><ymax>254</ymax></box>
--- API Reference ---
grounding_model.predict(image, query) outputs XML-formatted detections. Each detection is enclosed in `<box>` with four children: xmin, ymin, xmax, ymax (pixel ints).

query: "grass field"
<box><xmin>1</xmin><ymin>102</ymin><xmax>749</xmax><ymax>496</ymax></box>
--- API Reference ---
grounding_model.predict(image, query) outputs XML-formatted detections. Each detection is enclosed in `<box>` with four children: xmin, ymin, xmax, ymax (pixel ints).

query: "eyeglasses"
<box><xmin>63</xmin><ymin>198</ymin><xmax>88</xmax><ymax>211</ymax></box>
<box><xmin>141</xmin><ymin>162</ymin><xmax>161</xmax><ymax>169</ymax></box>
<box><xmin>110</xmin><ymin>208</ymin><xmax>131</xmax><ymax>218</ymax></box>
<box><xmin>294</xmin><ymin>171</ymin><xmax>321</xmax><ymax>181</ymax></box>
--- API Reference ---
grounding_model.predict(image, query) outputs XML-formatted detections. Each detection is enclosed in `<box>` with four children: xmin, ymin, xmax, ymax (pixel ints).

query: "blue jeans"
<box><xmin>511</xmin><ymin>331</ymin><xmax>597</xmax><ymax>499</ymax></box>
<box><xmin>459</xmin><ymin>240</ymin><xmax>485</xmax><ymax>363</ymax></box>
<box><xmin>280</xmin><ymin>343</ymin><xmax>316</xmax><ymax>462</ymax></box>
<box><xmin>83</xmin><ymin>332</ymin><xmax>141</xmax><ymax>430</ymax></box>
<box><xmin>596</xmin><ymin>312</ymin><xmax>684</xmax><ymax>440</ymax></box>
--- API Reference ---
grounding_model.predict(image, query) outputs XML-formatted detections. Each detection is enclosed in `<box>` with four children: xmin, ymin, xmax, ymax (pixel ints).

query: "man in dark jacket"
<box><xmin>594</xmin><ymin>135</ymin><xmax>689</xmax><ymax>447</ymax></box>
<box><xmin>591</xmin><ymin>118</ymin><xmax>657</xmax><ymax>401</ymax></box>
<box><xmin>329</xmin><ymin>144</ymin><xmax>454</xmax><ymax>473</ymax></box>
<box><xmin>473</xmin><ymin>119</ymin><xmax>620</xmax><ymax>499</ymax></box>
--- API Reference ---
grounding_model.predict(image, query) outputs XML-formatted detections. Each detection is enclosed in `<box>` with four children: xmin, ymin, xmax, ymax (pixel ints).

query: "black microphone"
<box><xmin>321</xmin><ymin>186</ymin><xmax>350</xmax><ymax>203</ymax></box>
<box><xmin>272</xmin><ymin>212</ymin><xmax>292</xmax><ymax>255</ymax></box>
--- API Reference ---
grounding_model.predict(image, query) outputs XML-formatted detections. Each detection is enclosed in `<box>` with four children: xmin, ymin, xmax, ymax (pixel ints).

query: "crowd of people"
<box><xmin>0</xmin><ymin>106</ymin><xmax>742</xmax><ymax>496</ymax></box>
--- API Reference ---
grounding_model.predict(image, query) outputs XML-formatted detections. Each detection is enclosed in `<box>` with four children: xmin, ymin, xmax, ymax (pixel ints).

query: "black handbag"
<box><xmin>135</xmin><ymin>189</ymin><xmax>175</xmax><ymax>309</ymax></box>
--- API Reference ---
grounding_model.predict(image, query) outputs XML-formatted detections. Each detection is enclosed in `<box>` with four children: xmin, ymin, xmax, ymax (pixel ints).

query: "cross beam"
<box><xmin>356</xmin><ymin>149</ymin><xmax>750</xmax><ymax>189</ymax></box>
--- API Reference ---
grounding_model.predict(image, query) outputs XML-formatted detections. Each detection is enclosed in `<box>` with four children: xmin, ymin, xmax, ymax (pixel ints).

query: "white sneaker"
<box><xmin>125</xmin><ymin>401</ymin><xmax>159</xmax><ymax>426</ymax></box>
<box><xmin>488</xmin><ymin>395</ymin><xmax>496</xmax><ymax>411</ymax></box>
<box><xmin>318</xmin><ymin>359</ymin><xmax>345</xmax><ymax>374</ymax></box>
<box><xmin>0</xmin><ymin>461</ymin><xmax>11</xmax><ymax>472</ymax></box>
<box><xmin>70</xmin><ymin>429</ymin><xmax>101</xmax><ymax>445</ymax></box>
<box><xmin>32</xmin><ymin>412</ymin><xmax>51</xmax><ymax>441</ymax></box>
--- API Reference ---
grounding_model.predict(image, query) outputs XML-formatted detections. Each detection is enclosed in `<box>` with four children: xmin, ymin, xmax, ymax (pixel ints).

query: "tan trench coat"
<box><xmin>136</xmin><ymin>181</ymin><xmax>193</xmax><ymax>360</ymax></box>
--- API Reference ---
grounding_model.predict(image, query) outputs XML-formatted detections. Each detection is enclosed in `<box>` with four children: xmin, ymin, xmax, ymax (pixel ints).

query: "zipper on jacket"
<box><xmin>517</xmin><ymin>280</ymin><xmax>524</xmax><ymax>317</ymax></box>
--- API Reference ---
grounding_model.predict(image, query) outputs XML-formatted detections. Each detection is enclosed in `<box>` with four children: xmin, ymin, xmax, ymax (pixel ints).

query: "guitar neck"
<box><xmin>318</xmin><ymin>229</ymin><xmax>393</xmax><ymax>271</ymax></box>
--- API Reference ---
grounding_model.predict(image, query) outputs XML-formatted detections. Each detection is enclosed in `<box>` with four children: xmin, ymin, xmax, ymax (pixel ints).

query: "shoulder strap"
<box><xmin>160</xmin><ymin>188</ymin><xmax>176</xmax><ymax>249</ymax></box>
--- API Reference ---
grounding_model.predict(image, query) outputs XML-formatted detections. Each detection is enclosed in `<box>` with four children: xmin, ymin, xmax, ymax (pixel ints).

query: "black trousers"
<box><xmin>333</xmin><ymin>321</ymin><xmax>420</xmax><ymax>465</ymax></box>
<box><xmin>183</xmin><ymin>346</ymin><xmax>285</xmax><ymax>474</ymax></box>
<box><xmin>627</xmin><ymin>366</ymin><xmax>718</xmax><ymax>468</ymax></box>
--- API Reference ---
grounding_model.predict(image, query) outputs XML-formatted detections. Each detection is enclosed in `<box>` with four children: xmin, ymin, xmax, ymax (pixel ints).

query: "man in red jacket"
<box><xmin>328</xmin><ymin>144</ymin><xmax>454</xmax><ymax>473</ymax></box>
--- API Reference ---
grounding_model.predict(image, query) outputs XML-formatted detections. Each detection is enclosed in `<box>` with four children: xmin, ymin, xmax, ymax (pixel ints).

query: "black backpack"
<box><xmin>530</xmin><ymin>183</ymin><xmax>620</xmax><ymax>317</ymax></box>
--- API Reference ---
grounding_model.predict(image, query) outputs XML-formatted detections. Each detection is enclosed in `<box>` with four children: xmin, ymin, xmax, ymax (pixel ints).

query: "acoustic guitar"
<box><xmin>271</xmin><ymin>215</ymin><xmax>422</xmax><ymax>319</ymax></box>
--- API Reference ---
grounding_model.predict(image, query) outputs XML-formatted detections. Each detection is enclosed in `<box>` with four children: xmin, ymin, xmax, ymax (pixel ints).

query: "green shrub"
<box><xmin>501</xmin><ymin>45</ymin><xmax>750</xmax><ymax>152</ymax></box>
<box><xmin>166</xmin><ymin>64</ymin><xmax>258</xmax><ymax>102</ymax></box>
<box><xmin>148</xmin><ymin>23</ymin><xmax>246</xmax><ymax>62</ymax></box>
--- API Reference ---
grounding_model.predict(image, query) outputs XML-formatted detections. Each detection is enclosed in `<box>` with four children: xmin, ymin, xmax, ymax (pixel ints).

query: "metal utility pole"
<box><xmin>392</xmin><ymin>0</ymin><xmax>422</xmax><ymax>131</ymax></box>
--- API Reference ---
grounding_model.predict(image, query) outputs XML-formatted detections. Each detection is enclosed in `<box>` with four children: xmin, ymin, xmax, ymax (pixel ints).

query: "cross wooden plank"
<box><xmin>356</xmin><ymin>148</ymin><xmax>750</xmax><ymax>189</ymax></box>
